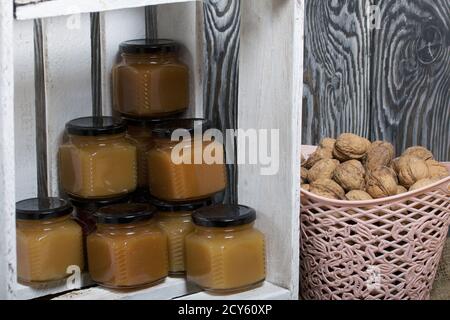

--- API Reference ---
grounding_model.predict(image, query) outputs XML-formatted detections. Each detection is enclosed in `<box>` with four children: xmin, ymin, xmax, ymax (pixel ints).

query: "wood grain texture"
<box><xmin>303</xmin><ymin>0</ymin><xmax>371</xmax><ymax>145</ymax></box>
<box><xmin>371</xmin><ymin>0</ymin><xmax>450</xmax><ymax>161</ymax></box>
<box><xmin>90</xmin><ymin>12</ymin><xmax>102</xmax><ymax>117</ymax></box>
<box><xmin>202</xmin><ymin>0</ymin><xmax>240</xmax><ymax>204</ymax></box>
<box><xmin>238</xmin><ymin>0</ymin><xmax>303</xmax><ymax>299</ymax></box>
<box><xmin>34</xmin><ymin>19</ymin><xmax>49</xmax><ymax>198</ymax></box>
<box><xmin>145</xmin><ymin>6</ymin><xmax>158</xmax><ymax>39</ymax></box>
<box><xmin>0</xmin><ymin>0</ymin><xmax>17</xmax><ymax>299</ymax></box>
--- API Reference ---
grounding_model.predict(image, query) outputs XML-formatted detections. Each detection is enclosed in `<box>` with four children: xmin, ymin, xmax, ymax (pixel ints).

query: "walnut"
<box><xmin>301</xmin><ymin>184</ymin><xmax>310</xmax><ymax>192</ymax></box>
<box><xmin>396</xmin><ymin>185</ymin><xmax>408</xmax><ymax>195</ymax></box>
<box><xmin>397</xmin><ymin>156</ymin><xmax>430</xmax><ymax>188</ymax></box>
<box><xmin>333</xmin><ymin>133</ymin><xmax>371</xmax><ymax>161</ymax></box>
<box><xmin>402</xmin><ymin>146</ymin><xmax>433</xmax><ymax>161</ymax></box>
<box><xmin>391</xmin><ymin>157</ymin><xmax>401</xmax><ymax>173</ymax></box>
<box><xmin>345</xmin><ymin>190</ymin><xmax>373</xmax><ymax>201</ymax></box>
<box><xmin>333</xmin><ymin>160</ymin><xmax>365</xmax><ymax>192</ymax></box>
<box><xmin>301</xmin><ymin>154</ymin><xmax>306</xmax><ymax>167</ymax></box>
<box><xmin>426</xmin><ymin>160</ymin><xmax>449</xmax><ymax>179</ymax></box>
<box><xmin>301</xmin><ymin>167</ymin><xmax>309</xmax><ymax>184</ymax></box>
<box><xmin>364</xmin><ymin>141</ymin><xmax>395</xmax><ymax>171</ymax></box>
<box><xmin>365</xmin><ymin>167</ymin><xmax>398</xmax><ymax>199</ymax></box>
<box><xmin>303</xmin><ymin>147</ymin><xmax>333</xmax><ymax>169</ymax></box>
<box><xmin>310</xmin><ymin>179</ymin><xmax>345</xmax><ymax>200</ymax></box>
<box><xmin>308</xmin><ymin>159</ymin><xmax>340</xmax><ymax>183</ymax></box>
<box><xmin>409</xmin><ymin>178</ymin><xmax>441</xmax><ymax>192</ymax></box>
<box><xmin>319</xmin><ymin>138</ymin><xmax>336</xmax><ymax>150</ymax></box>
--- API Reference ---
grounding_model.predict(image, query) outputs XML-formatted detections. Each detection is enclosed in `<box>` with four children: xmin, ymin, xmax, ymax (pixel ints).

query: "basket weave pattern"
<box><xmin>300</xmin><ymin>148</ymin><xmax>450</xmax><ymax>300</ymax></box>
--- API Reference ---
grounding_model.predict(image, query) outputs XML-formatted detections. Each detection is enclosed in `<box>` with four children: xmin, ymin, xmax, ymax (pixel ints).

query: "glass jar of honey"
<box><xmin>113</xmin><ymin>39</ymin><xmax>189</xmax><ymax>118</ymax></box>
<box><xmin>153</xmin><ymin>198</ymin><xmax>213</xmax><ymax>275</ymax></box>
<box><xmin>59</xmin><ymin>117</ymin><xmax>137</xmax><ymax>199</ymax></box>
<box><xmin>87</xmin><ymin>203</ymin><xmax>168</xmax><ymax>289</ymax></box>
<box><xmin>148</xmin><ymin>119</ymin><xmax>227</xmax><ymax>202</ymax></box>
<box><xmin>16</xmin><ymin>198</ymin><xmax>84</xmax><ymax>285</ymax></box>
<box><xmin>124</xmin><ymin>117</ymin><xmax>164</xmax><ymax>190</ymax></box>
<box><xmin>186</xmin><ymin>205</ymin><xmax>266</xmax><ymax>293</ymax></box>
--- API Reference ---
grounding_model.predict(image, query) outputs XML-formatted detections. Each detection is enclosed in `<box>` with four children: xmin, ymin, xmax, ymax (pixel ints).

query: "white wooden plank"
<box><xmin>15</xmin><ymin>0</ymin><xmax>197</xmax><ymax>21</ymax></box>
<box><xmin>13</xmin><ymin>273</ymin><xmax>93</xmax><ymax>300</ymax></box>
<box><xmin>101</xmin><ymin>8</ymin><xmax>146</xmax><ymax>116</ymax></box>
<box><xmin>176</xmin><ymin>282</ymin><xmax>291</xmax><ymax>300</ymax></box>
<box><xmin>237</xmin><ymin>0</ymin><xmax>304</xmax><ymax>299</ymax></box>
<box><xmin>157</xmin><ymin>1</ymin><xmax>204</xmax><ymax>117</ymax></box>
<box><xmin>54</xmin><ymin>277</ymin><xmax>200</xmax><ymax>300</ymax></box>
<box><xmin>14</xmin><ymin>20</ymin><xmax>38</xmax><ymax>201</ymax></box>
<box><xmin>44</xmin><ymin>14</ymin><xmax>93</xmax><ymax>197</ymax></box>
<box><xmin>0</xmin><ymin>0</ymin><xmax>17</xmax><ymax>300</ymax></box>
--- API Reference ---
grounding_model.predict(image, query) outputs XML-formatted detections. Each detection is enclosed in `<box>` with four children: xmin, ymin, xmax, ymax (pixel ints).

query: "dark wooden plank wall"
<box><xmin>304</xmin><ymin>0</ymin><xmax>450</xmax><ymax>161</ymax></box>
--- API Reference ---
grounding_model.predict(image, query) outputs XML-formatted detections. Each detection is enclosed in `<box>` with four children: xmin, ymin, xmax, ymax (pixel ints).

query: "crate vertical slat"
<box><xmin>202</xmin><ymin>0</ymin><xmax>240</xmax><ymax>204</ymax></box>
<box><xmin>157</xmin><ymin>2</ymin><xmax>204</xmax><ymax>118</ymax></box>
<box><xmin>100</xmin><ymin>8</ymin><xmax>146</xmax><ymax>116</ymax></box>
<box><xmin>0</xmin><ymin>0</ymin><xmax>17</xmax><ymax>300</ymax></box>
<box><xmin>145</xmin><ymin>6</ymin><xmax>158</xmax><ymax>39</ymax></box>
<box><xmin>14</xmin><ymin>20</ymin><xmax>38</xmax><ymax>201</ymax></box>
<box><xmin>44</xmin><ymin>14</ymin><xmax>94</xmax><ymax>196</ymax></box>
<box><xmin>238</xmin><ymin>0</ymin><xmax>304</xmax><ymax>299</ymax></box>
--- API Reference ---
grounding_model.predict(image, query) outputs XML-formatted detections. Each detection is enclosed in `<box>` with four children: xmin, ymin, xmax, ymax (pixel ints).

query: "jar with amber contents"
<box><xmin>148</xmin><ymin>119</ymin><xmax>227</xmax><ymax>202</ymax></box>
<box><xmin>113</xmin><ymin>39</ymin><xmax>189</xmax><ymax>118</ymax></box>
<box><xmin>124</xmin><ymin>117</ymin><xmax>164</xmax><ymax>190</ymax></box>
<box><xmin>87</xmin><ymin>203</ymin><xmax>168</xmax><ymax>289</ymax></box>
<box><xmin>16</xmin><ymin>198</ymin><xmax>84</xmax><ymax>285</ymax></box>
<box><xmin>153</xmin><ymin>198</ymin><xmax>213</xmax><ymax>275</ymax></box>
<box><xmin>186</xmin><ymin>205</ymin><xmax>266</xmax><ymax>293</ymax></box>
<box><xmin>59</xmin><ymin>117</ymin><xmax>137</xmax><ymax>199</ymax></box>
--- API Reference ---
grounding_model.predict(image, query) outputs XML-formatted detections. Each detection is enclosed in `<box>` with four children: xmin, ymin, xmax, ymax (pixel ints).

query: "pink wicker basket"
<box><xmin>300</xmin><ymin>145</ymin><xmax>450</xmax><ymax>300</ymax></box>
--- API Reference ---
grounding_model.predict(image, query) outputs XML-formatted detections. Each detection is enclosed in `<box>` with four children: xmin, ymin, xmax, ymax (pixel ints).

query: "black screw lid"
<box><xmin>66</xmin><ymin>117</ymin><xmax>127</xmax><ymax>137</ymax></box>
<box><xmin>69</xmin><ymin>194</ymin><xmax>131</xmax><ymax>211</ymax></box>
<box><xmin>94</xmin><ymin>203</ymin><xmax>157</xmax><ymax>225</ymax></box>
<box><xmin>192</xmin><ymin>205</ymin><xmax>257</xmax><ymax>228</ymax></box>
<box><xmin>151</xmin><ymin>118</ymin><xmax>212</xmax><ymax>139</ymax></box>
<box><xmin>120</xmin><ymin>39</ymin><xmax>179</xmax><ymax>55</ymax></box>
<box><xmin>122</xmin><ymin>116</ymin><xmax>168</xmax><ymax>129</ymax></box>
<box><xmin>151</xmin><ymin>197</ymin><xmax>214</xmax><ymax>213</ymax></box>
<box><xmin>16</xmin><ymin>198</ymin><xmax>73</xmax><ymax>221</ymax></box>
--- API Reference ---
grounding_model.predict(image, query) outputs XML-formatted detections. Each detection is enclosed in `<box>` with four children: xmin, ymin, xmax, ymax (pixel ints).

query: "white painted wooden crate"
<box><xmin>1</xmin><ymin>0</ymin><xmax>304</xmax><ymax>300</ymax></box>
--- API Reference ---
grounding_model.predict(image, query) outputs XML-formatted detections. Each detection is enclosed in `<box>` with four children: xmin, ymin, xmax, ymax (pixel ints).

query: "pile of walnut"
<box><xmin>301</xmin><ymin>133</ymin><xmax>449</xmax><ymax>201</ymax></box>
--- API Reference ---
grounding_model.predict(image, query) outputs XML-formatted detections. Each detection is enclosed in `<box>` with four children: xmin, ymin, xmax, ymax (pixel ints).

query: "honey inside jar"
<box><xmin>16</xmin><ymin>198</ymin><xmax>84</xmax><ymax>285</ymax></box>
<box><xmin>113</xmin><ymin>39</ymin><xmax>189</xmax><ymax>118</ymax></box>
<box><xmin>186</xmin><ymin>205</ymin><xmax>266</xmax><ymax>293</ymax></box>
<box><xmin>147</xmin><ymin>119</ymin><xmax>227</xmax><ymax>202</ymax></box>
<box><xmin>59</xmin><ymin>117</ymin><xmax>137</xmax><ymax>199</ymax></box>
<box><xmin>124</xmin><ymin>117</ymin><xmax>163</xmax><ymax>190</ymax></box>
<box><xmin>153</xmin><ymin>198</ymin><xmax>213</xmax><ymax>275</ymax></box>
<box><xmin>87</xmin><ymin>203</ymin><xmax>168</xmax><ymax>289</ymax></box>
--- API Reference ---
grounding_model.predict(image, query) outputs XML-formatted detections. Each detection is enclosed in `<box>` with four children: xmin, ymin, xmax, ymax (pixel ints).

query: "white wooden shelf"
<box><xmin>54</xmin><ymin>277</ymin><xmax>200</xmax><ymax>300</ymax></box>
<box><xmin>176</xmin><ymin>282</ymin><xmax>291</xmax><ymax>300</ymax></box>
<box><xmin>15</xmin><ymin>0</ymin><xmax>196</xmax><ymax>20</ymax></box>
<box><xmin>53</xmin><ymin>280</ymin><xmax>288</xmax><ymax>300</ymax></box>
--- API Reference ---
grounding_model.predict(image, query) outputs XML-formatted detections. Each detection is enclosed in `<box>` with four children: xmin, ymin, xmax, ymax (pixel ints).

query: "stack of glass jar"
<box><xmin>15</xmin><ymin>39</ymin><xmax>266</xmax><ymax>294</ymax></box>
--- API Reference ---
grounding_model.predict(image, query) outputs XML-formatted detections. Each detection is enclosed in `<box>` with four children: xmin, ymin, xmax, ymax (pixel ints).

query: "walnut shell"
<box><xmin>301</xmin><ymin>167</ymin><xmax>309</xmax><ymax>184</ymax></box>
<box><xmin>402</xmin><ymin>146</ymin><xmax>434</xmax><ymax>161</ymax></box>
<box><xmin>310</xmin><ymin>179</ymin><xmax>345</xmax><ymax>200</ymax></box>
<box><xmin>303</xmin><ymin>147</ymin><xmax>333</xmax><ymax>169</ymax></box>
<box><xmin>333</xmin><ymin>160</ymin><xmax>365</xmax><ymax>192</ymax></box>
<box><xmin>397</xmin><ymin>156</ymin><xmax>430</xmax><ymax>188</ymax></box>
<box><xmin>308</xmin><ymin>159</ymin><xmax>340</xmax><ymax>183</ymax></box>
<box><xmin>426</xmin><ymin>160</ymin><xmax>449</xmax><ymax>179</ymax></box>
<box><xmin>345</xmin><ymin>190</ymin><xmax>373</xmax><ymax>201</ymax></box>
<box><xmin>409</xmin><ymin>178</ymin><xmax>441</xmax><ymax>192</ymax></box>
<box><xmin>301</xmin><ymin>154</ymin><xmax>306</xmax><ymax>167</ymax></box>
<box><xmin>396</xmin><ymin>185</ymin><xmax>408</xmax><ymax>195</ymax></box>
<box><xmin>364</xmin><ymin>141</ymin><xmax>395</xmax><ymax>171</ymax></box>
<box><xmin>391</xmin><ymin>157</ymin><xmax>401</xmax><ymax>173</ymax></box>
<box><xmin>301</xmin><ymin>184</ymin><xmax>310</xmax><ymax>192</ymax></box>
<box><xmin>319</xmin><ymin>138</ymin><xmax>336</xmax><ymax>150</ymax></box>
<box><xmin>333</xmin><ymin>133</ymin><xmax>371</xmax><ymax>161</ymax></box>
<box><xmin>365</xmin><ymin>167</ymin><xmax>398</xmax><ymax>199</ymax></box>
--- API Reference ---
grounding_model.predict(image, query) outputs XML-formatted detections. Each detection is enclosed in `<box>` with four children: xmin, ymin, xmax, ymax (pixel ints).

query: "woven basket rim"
<box><xmin>301</xmin><ymin>145</ymin><xmax>450</xmax><ymax>206</ymax></box>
